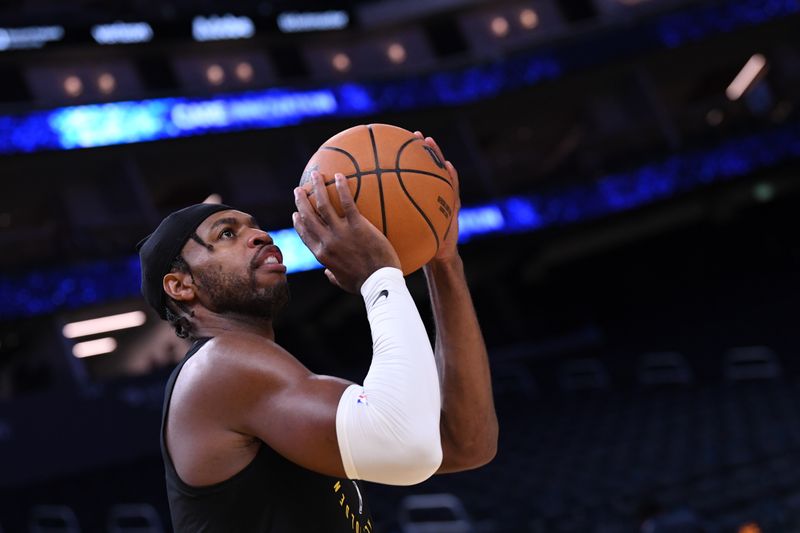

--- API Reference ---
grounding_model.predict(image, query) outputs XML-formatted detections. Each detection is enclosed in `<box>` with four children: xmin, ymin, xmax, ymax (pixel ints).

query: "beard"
<box><xmin>194</xmin><ymin>265</ymin><xmax>289</xmax><ymax>320</ymax></box>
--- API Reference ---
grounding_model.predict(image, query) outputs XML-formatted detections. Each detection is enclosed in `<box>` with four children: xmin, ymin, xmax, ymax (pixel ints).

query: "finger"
<box><xmin>445</xmin><ymin>160</ymin><xmax>459</xmax><ymax>185</ymax></box>
<box><xmin>311</xmin><ymin>172</ymin><xmax>337</xmax><ymax>225</ymax></box>
<box><xmin>425</xmin><ymin>136</ymin><xmax>446</xmax><ymax>166</ymax></box>
<box><xmin>293</xmin><ymin>187</ymin><xmax>328</xmax><ymax>240</ymax></box>
<box><xmin>334</xmin><ymin>173</ymin><xmax>359</xmax><ymax>221</ymax></box>
<box><xmin>324</xmin><ymin>268</ymin><xmax>341</xmax><ymax>288</ymax></box>
<box><xmin>292</xmin><ymin>210</ymin><xmax>320</xmax><ymax>247</ymax></box>
<box><xmin>414</xmin><ymin>130</ymin><xmax>424</xmax><ymax>139</ymax></box>
<box><xmin>445</xmin><ymin>161</ymin><xmax>461</xmax><ymax>204</ymax></box>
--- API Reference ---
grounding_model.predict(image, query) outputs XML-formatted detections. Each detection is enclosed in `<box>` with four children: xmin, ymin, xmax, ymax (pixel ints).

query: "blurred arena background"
<box><xmin>1</xmin><ymin>0</ymin><xmax>800</xmax><ymax>531</ymax></box>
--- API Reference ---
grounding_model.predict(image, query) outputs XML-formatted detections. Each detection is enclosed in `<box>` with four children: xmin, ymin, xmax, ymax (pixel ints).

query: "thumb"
<box><xmin>324</xmin><ymin>268</ymin><xmax>342</xmax><ymax>288</ymax></box>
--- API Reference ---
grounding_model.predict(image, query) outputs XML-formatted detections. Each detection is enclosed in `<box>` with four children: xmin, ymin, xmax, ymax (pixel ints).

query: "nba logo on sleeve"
<box><xmin>357</xmin><ymin>392</ymin><xmax>368</xmax><ymax>405</ymax></box>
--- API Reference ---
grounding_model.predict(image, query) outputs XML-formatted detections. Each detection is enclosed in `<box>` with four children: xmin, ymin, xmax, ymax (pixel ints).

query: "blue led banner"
<box><xmin>0</xmin><ymin>52</ymin><xmax>561</xmax><ymax>155</ymax></box>
<box><xmin>1</xmin><ymin>0</ymin><xmax>796</xmax><ymax>156</ymax></box>
<box><xmin>3</xmin><ymin>121</ymin><xmax>800</xmax><ymax>320</ymax></box>
<box><xmin>0</xmin><ymin>88</ymin><xmax>349</xmax><ymax>154</ymax></box>
<box><xmin>656</xmin><ymin>0</ymin><xmax>800</xmax><ymax>48</ymax></box>
<box><xmin>1</xmin><ymin>0</ymin><xmax>799</xmax><ymax>318</ymax></box>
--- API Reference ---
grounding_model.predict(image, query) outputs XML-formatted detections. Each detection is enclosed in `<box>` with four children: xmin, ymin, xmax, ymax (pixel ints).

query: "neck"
<box><xmin>193</xmin><ymin>308</ymin><xmax>276</xmax><ymax>340</ymax></box>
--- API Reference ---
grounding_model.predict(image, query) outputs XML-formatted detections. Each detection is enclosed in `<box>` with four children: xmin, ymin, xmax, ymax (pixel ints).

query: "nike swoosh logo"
<box><xmin>372</xmin><ymin>289</ymin><xmax>389</xmax><ymax>306</ymax></box>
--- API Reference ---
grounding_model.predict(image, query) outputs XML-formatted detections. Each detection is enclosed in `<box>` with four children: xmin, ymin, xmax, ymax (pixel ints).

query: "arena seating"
<box><xmin>398</xmin><ymin>493</ymin><xmax>474</xmax><ymax>533</ymax></box>
<box><xmin>106</xmin><ymin>503</ymin><xmax>164</xmax><ymax>533</ymax></box>
<box><xmin>5</xmin><ymin>342</ymin><xmax>800</xmax><ymax>533</ymax></box>
<box><xmin>29</xmin><ymin>505</ymin><xmax>80</xmax><ymax>533</ymax></box>
<box><xmin>368</xmin><ymin>345</ymin><xmax>800</xmax><ymax>532</ymax></box>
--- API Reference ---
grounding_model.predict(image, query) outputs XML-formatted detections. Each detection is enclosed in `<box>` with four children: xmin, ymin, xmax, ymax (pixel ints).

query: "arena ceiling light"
<box><xmin>332</xmin><ymin>52</ymin><xmax>352</xmax><ymax>72</ymax></box>
<box><xmin>519</xmin><ymin>9</ymin><xmax>540</xmax><ymax>29</ymax></box>
<box><xmin>387</xmin><ymin>43</ymin><xmax>407</xmax><ymax>64</ymax></box>
<box><xmin>91</xmin><ymin>21</ymin><xmax>154</xmax><ymax>45</ymax></box>
<box><xmin>205</xmin><ymin>64</ymin><xmax>225</xmax><ymax>86</ymax></box>
<box><xmin>97</xmin><ymin>72</ymin><xmax>116</xmax><ymax>95</ymax></box>
<box><xmin>62</xmin><ymin>75</ymin><xmax>83</xmax><ymax>98</ymax></box>
<box><xmin>490</xmin><ymin>16</ymin><xmax>510</xmax><ymax>38</ymax></box>
<box><xmin>277</xmin><ymin>11</ymin><xmax>349</xmax><ymax>33</ymax></box>
<box><xmin>192</xmin><ymin>14</ymin><xmax>255</xmax><ymax>42</ymax></box>
<box><xmin>726</xmin><ymin>53</ymin><xmax>767</xmax><ymax>101</ymax></box>
<box><xmin>235</xmin><ymin>61</ymin><xmax>254</xmax><ymax>83</ymax></box>
<box><xmin>0</xmin><ymin>25</ymin><xmax>64</xmax><ymax>51</ymax></box>
<box><xmin>62</xmin><ymin>311</ymin><xmax>147</xmax><ymax>339</ymax></box>
<box><xmin>72</xmin><ymin>337</ymin><xmax>117</xmax><ymax>358</ymax></box>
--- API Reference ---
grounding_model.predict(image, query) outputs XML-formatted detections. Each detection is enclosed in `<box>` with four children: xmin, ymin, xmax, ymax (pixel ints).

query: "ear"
<box><xmin>163</xmin><ymin>271</ymin><xmax>196</xmax><ymax>303</ymax></box>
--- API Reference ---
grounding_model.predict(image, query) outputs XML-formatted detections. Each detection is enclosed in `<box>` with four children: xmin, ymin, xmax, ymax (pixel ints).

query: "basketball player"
<box><xmin>137</xmin><ymin>134</ymin><xmax>498</xmax><ymax>532</ymax></box>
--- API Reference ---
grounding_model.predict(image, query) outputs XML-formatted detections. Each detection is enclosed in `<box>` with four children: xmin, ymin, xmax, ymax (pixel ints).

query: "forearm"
<box><xmin>424</xmin><ymin>255</ymin><xmax>498</xmax><ymax>472</ymax></box>
<box><xmin>336</xmin><ymin>267</ymin><xmax>442</xmax><ymax>485</ymax></box>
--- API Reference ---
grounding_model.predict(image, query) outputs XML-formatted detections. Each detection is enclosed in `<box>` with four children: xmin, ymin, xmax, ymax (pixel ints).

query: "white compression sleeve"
<box><xmin>335</xmin><ymin>267</ymin><xmax>442</xmax><ymax>486</ymax></box>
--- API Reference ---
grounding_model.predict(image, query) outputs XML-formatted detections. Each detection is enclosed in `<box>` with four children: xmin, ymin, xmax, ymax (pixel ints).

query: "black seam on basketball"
<box><xmin>394</xmin><ymin>138</ymin><xmax>454</xmax><ymax>188</ymax></box>
<box><xmin>395</xmin><ymin>171</ymin><xmax>440</xmax><ymax>252</ymax></box>
<box><xmin>442</xmin><ymin>213</ymin><xmax>454</xmax><ymax>243</ymax></box>
<box><xmin>342</xmin><ymin>169</ymin><xmax>452</xmax><ymax>187</ymax></box>
<box><xmin>322</xmin><ymin>145</ymin><xmax>363</xmax><ymax>201</ymax></box>
<box><xmin>392</xmin><ymin>169</ymin><xmax>453</xmax><ymax>187</ymax></box>
<box><xmin>396</xmin><ymin>137</ymin><xmax>419</xmax><ymax>161</ymax></box>
<box><xmin>395</xmin><ymin>136</ymin><xmax>442</xmax><ymax>251</ymax></box>
<box><xmin>367</xmin><ymin>125</ymin><xmax>387</xmax><ymax>236</ymax></box>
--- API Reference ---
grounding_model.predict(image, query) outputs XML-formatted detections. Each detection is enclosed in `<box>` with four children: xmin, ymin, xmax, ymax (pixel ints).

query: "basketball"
<box><xmin>300</xmin><ymin>123</ymin><xmax>456</xmax><ymax>275</ymax></box>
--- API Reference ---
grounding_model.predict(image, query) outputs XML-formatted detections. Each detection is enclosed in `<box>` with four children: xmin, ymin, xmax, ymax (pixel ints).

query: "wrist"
<box><xmin>356</xmin><ymin>256</ymin><xmax>402</xmax><ymax>292</ymax></box>
<box><xmin>424</xmin><ymin>254</ymin><xmax>463</xmax><ymax>276</ymax></box>
<box><xmin>360</xmin><ymin>266</ymin><xmax>405</xmax><ymax>299</ymax></box>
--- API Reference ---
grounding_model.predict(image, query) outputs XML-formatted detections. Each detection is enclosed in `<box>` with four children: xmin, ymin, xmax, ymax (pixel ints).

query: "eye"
<box><xmin>219</xmin><ymin>228</ymin><xmax>236</xmax><ymax>239</ymax></box>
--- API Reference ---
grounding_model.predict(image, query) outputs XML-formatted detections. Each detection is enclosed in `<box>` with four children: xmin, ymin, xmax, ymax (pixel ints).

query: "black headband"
<box><xmin>137</xmin><ymin>203</ymin><xmax>233</xmax><ymax>319</ymax></box>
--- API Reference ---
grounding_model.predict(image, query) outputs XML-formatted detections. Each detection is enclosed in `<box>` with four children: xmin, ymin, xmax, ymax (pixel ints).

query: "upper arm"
<box><xmin>200</xmin><ymin>336</ymin><xmax>353</xmax><ymax>478</ymax></box>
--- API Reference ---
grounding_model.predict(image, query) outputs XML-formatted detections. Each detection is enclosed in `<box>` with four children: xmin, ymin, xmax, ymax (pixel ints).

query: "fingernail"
<box><xmin>311</xmin><ymin>171</ymin><xmax>320</xmax><ymax>179</ymax></box>
<box><xmin>334</xmin><ymin>173</ymin><xmax>343</xmax><ymax>181</ymax></box>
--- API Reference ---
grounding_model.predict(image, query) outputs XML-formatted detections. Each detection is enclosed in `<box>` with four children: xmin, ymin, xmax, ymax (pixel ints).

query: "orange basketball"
<box><xmin>300</xmin><ymin>124</ymin><xmax>456</xmax><ymax>275</ymax></box>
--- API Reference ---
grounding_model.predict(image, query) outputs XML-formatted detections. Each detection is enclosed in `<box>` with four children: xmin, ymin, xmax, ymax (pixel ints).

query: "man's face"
<box><xmin>181</xmin><ymin>209</ymin><xmax>289</xmax><ymax>319</ymax></box>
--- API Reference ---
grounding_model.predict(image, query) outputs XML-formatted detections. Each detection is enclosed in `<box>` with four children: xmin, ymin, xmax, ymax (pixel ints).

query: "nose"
<box><xmin>247</xmin><ymin>228</ymin><xmax>273</xmax><ymax>248</ymax></box>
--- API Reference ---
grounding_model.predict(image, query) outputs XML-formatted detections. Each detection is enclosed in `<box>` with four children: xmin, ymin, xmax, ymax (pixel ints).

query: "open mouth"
<box><xmin>252</xmin><ymin>246</ymin><xmax>285</xmax><ymax>271</ymax></box>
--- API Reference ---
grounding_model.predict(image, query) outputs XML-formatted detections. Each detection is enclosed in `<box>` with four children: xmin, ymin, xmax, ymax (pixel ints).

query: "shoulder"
<box><xmin>199</xmin><ymin>333</ymin><xmax>304</xmax><ymax>371</ymax></box>
<box><xmin>178</xmin><ymin>333</ymin><xmax>311</xmax><ymax>407</ymax></box>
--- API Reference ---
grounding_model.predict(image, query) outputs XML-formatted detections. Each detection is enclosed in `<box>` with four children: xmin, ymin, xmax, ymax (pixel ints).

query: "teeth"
<box><xmin>265</xmin><ymin>256</ymin><xmax>279</xmax><ymax>264</ymax></box>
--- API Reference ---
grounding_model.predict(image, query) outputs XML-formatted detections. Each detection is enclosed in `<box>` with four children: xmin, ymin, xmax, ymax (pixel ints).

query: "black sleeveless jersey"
<box><xmin>161</xmin><ymin>337</ymin><xmax>374</xmax><ymax>533</ymax></box>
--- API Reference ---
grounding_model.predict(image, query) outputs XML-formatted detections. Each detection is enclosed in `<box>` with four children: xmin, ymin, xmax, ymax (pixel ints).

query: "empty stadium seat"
<box><xmin>397</xmin><ymin>493</ymin><xmax>473</xmax><ymax>533</ymax></box>
<box><xmin>724</xmin><ymin>346</ymin><xmax>782</xmax><ymax>381</ymax></box>
<box><xmin>558</xmin><ymin>358</ymin><xmax>609</xmax><ymax>391</ymax></box>
<box><xmin>107</xmin><ymin>503</ymin><xmax>164</xmax><ymax>533</ymax></box>
<box><xmin>29</xmin><ymin>505</ymin><xmax>80</xmax><ymax>533</ymax></box>
<box><xmin>491</xmin><ymin>362</ymin><xmax>536</xmax><ymax>398</ymax></box>
<box><xmin>638</xmin><ymin>352</ymin><xmax>693</xmax><ymax>386</ymax></box>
